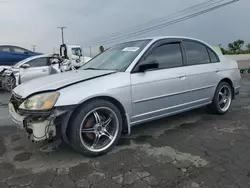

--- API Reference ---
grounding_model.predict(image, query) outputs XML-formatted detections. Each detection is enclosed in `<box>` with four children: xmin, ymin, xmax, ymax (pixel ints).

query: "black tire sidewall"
<box><xmin>68</xmin><ymin>99</ymin><xmax>123</xmax><ymax>157</ymax></box>
<box><xmin>2</xmin><ymin>76</ymin><xmax>15</xmax><ymax>92</ymax></box>
<box><xmin>212</xmin><ymin>82</ymin><xmax>232</xmax><ymax>114</ymax></box>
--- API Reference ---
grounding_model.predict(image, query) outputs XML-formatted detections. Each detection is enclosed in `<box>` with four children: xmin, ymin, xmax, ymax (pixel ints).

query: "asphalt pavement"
<box><xmin>0</xmin><ymin>89</ymin><xmax>12</xmax><ymax>127</ymax></box>
<box><xmin>237</xmin><ymin>60</ymin><xmax>250</xmax><ymax>69</ymax></box>
<box><xmin>0</xmin><ymin>75</ymin><xmax>250</xmax><ymax>188</ymax></box>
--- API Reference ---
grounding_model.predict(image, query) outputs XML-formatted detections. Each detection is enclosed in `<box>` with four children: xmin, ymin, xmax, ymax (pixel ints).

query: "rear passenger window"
<box><xmin>184</xmin><ymin>41</ymin><xmax>210</xmax><ymax>65</ymax></box>
<box><xmin>146</xmin><ymin>43</ymin><xmax>183</xmax><ymax>69</ymax></box>
<box><xmin>13</xmin><ymin>47</ymin><xmax>26</xmax><ymax>53</ymax></box>
<box><xmin>207</xmin><ymin>48</ymin><xmax>219</xmax><ymax>63</ymax></box>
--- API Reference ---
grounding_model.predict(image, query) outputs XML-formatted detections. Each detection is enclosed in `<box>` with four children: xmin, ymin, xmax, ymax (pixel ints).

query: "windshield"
<box><xmin>80</xmin><ymin>39</ymin><xmax>151</xmax><ymax>71</ymax></box>
<box><xmin>72</xmin><ymin>48</ymin><xmax>82</xmax><ymax>56</ymax></box>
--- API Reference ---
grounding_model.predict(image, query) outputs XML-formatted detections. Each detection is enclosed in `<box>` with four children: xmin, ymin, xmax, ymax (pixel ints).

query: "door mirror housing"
<box><xmin>20</xmin><ymin>64</ymin><xmax>30</xmax><ymax>69</ymax></box>
<box><xmin>138</xmin><ymin>60</ymin><xmax>159</xmax><ymax>72</ymax></box>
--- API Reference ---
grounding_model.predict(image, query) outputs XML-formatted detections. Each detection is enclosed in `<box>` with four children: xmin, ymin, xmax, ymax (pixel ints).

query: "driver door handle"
<box><xmin>42</xmin><ymin>69</ymin><xmax>48</xmax><ymax>72</ymax></box>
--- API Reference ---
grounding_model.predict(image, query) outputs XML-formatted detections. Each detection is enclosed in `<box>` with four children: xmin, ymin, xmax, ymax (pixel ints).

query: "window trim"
<box><xmin>131</xmin><ymin>38</ymin><xmax>185</xmax><ymax>73</ymax></box>
<box><xmin>206</xmin><ymin>47</ymin><xmax>220</xmax><ymax>63</ymax></box>
<box><xmin>182</xmin><ymin>39</ymin><xmax>220</xmax><ymax>66</ymax></box>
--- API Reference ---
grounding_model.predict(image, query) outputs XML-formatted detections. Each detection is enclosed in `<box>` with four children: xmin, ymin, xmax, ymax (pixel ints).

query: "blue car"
<box><xmin>0</xmin><ymin>45</ymin><xmax>42</xmax><ymax>66</ymax></box>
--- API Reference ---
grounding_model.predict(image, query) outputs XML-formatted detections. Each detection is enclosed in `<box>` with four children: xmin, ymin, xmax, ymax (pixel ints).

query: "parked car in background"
<box><xmin>1</xmin><ymin>54</ymin><xmax>66</xmax><ymax>91</ymax></box>
<box><xmin>0</xmin><ymin>66</ymin><xmax>10</xmax><ymax>89</ymax></box>
<box><xmin>0</xmin><ymin>45</ymin><xmax>42</xmax><ymax>66</ymax></box>
<box><xmin>9</xmin><ymin>36</ymin><xmax>241</xmax><ymax>157</ymax></box>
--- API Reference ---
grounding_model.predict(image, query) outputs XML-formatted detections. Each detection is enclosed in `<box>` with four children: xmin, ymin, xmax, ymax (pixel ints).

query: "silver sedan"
<box><xmin>9</xmin><ymin>36</ymin><xmax>241</xmax><ymax>156</ymax></box>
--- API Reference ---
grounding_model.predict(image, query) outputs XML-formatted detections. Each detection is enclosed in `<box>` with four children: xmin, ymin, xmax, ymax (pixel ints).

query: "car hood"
<box><xmin>0</xmin><ymin>66</ymin><xmax>11</xmax><ymax>72</ymax></box>
<box><xmin>13</xmin><ymin>70</ymin><xmax>116</xmax><ymax>98</ymax></box>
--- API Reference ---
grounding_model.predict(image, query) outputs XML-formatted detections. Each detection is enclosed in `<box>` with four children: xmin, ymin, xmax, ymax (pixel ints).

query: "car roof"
<box><xmin>26</xmin><ymin>53</ymin><xmax>54</xmax><ymax>60</ymax></box>
<box><xmin>135</xmin><ymin>36</ymin><xmax>206</xmax><ymax>43</ymax></box>
<box><xmin>123</xmin><ymin>36</ymin><xmax>219</xmax><ymax>55</ymax></box>
<box><xmin>0</xmin><ymin>45</ymin><xmax>30</xmax><ymax>50</ymax></box>
<box><xmin>19</xmin><ymin>54</ymin><xmax>54</xmax><ymax>62</ymax></box>
<box><xmin>13</xmin><ymin>53</ymin><xmax>56</xmax><ymax>67</ymax></box>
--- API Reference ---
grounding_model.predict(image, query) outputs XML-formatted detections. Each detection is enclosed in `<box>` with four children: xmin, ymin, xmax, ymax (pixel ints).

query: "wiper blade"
<box><xmin>84</xmin><ymin>68</ymin><xmax>100</xmax><ymax>70</ymax></box>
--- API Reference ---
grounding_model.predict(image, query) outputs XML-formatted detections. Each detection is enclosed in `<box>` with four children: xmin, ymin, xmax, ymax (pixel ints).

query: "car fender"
<box><xmin>59</xmin><ymin>91</ymin><xmax>132</xmax><ymax>144</ymax></box>
<box><xmin>55</xmin><ymin>72</ymin><xmax>133</xmax><ymax>117</ymax></box>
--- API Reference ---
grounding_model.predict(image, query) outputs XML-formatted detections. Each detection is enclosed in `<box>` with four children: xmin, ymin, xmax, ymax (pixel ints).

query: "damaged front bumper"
<box><xmin>9</xmin><ymin>102</ymin><xmax>75</xmax><ymax>142</ymax></box>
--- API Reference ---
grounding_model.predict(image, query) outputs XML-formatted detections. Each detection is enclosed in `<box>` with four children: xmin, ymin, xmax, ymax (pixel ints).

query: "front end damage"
<box><xmin>9</xmin><ymin>93</ymin><xmax>73</xmax><ymax>143</ymax></box>
<box><xmin>23</xmin><ymin>116</ymin><xmax>56</xmax><ymax>142</ymax></box>
<box><xmin>0</xmin><ymin>68</ymin><xmax>6</xmax><ymax>88</ymax></box>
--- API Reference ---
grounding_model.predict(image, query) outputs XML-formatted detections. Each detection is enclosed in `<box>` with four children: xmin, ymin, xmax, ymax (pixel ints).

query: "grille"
<box><xmin>10</xmin><ymin>93</ymin><xmax>25</xmax><ymax>110</ymax></box>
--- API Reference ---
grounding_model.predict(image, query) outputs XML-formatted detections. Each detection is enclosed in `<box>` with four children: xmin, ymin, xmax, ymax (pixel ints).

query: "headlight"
<box><xmin>19</xmin><ymin>92</ymin><xmax>60</xmax><ymax>110</ymax></box>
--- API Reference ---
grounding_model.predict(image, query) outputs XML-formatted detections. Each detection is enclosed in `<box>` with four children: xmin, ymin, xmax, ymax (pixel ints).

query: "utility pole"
<box><xmin>31</xmin><ymin>45</ymin><xmax>36</xmax><ymax>52</ymax></box>
<box><xmin>57</xmin><ymin>26</ymin><xmax>66</xmax><ymax>44</ymax></box>
<box><xmin>89</xmin><ymin>46</ymin><xmax>92</xmax><ymax>57</ymax></box>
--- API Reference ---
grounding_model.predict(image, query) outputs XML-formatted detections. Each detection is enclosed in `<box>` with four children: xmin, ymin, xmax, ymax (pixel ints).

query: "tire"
<box><xmin>240</xmin><ymin>69</ymin><xmax>246</xmax><ymax>74</ymax></box>
<box><xmin>209</xmin><ymin>82</ymin><xmax>233</xmax><ymax>115</ymax></box>
<box><xmin>68</xmin><ymin>99</ymin><xmax>123</xmax><ymax>157</ymax></box>
<box><xmin>2</xmin><ymin>76</ymin><xmax>16</xmax><ymax>92</ymax></box>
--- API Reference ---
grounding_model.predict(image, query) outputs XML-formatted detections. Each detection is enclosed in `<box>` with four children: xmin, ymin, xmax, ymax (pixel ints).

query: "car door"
<box><xmin>130</xmin><ymin>39</ymin><xmax>191</xmax><ymax>125</ymax></box>
<box><xmin>0</xmin><ymin>46</ymin><xmax>14</xmax><ymax>65</ymax></box>
<box><xmin>19</xmin><ymin>57</ymin><xmax>51</xmax><ymax>83</ymax></box>
<box><xmin>182</xmin><ymin>40</ymin><xmax>221</xmax><ymax>105</ymax></box>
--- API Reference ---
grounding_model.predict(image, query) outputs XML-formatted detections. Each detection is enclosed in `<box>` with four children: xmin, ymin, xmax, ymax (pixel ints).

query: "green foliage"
<box><xmin>246</xmin><ymin>43</ymin><xmax>250</xmax><ymax>53</ymax></box>
<box><xmin>221</xmin><ymin>40</ymin><xmax>250</xmax><ymax>55</ymax></box>
<box><xmin>228</xmin><ymin>39</ymin><xmax>244</xmax><ymax>54</ymax></box>
<box><xmin>99</xmin><ymin>46</ymin><xmax>104</xmax><ymax>53</ymax></box>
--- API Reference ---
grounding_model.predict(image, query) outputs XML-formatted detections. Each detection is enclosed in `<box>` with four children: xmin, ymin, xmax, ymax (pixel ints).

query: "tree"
<box><xmin>228</xmin><ymin>39</ymin><xmax>244</xmax><ymax>54</ymax></box>
<box><xmin>246</xmin><ymin>43</ymin><xmax>250</xmax><ymax>53</ymax></box>
<box><xmin>220</xmin><ymin>47</ymin><xmax>226</xmax><ymax>55</ymax></box>
<box><xmin>99</xmin><ymin>46</ymin><xmax>104</xmax><ymax>53</ymax></box>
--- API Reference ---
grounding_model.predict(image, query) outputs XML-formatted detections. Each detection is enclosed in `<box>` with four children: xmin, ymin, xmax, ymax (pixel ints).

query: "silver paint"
<box><xmin>12</xmin><ymin>36</ymin><xmax>241</xmax><ymax>133</ymax></box>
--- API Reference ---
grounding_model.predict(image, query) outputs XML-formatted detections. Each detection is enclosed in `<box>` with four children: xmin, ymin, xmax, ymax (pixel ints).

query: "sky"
<box><xmin>0</xmin><ymin>0</ymin><xmax>249</xmax><ymax>56</ymax></box>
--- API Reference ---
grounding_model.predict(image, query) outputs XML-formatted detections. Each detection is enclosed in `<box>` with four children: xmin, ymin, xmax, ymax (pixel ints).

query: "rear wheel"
<box><xmin>68</xmin><ymin>99</ymin><xmax>123</xmax><ymax>157</ymax></box>
<box><xmin>209</xmin><ymin>82</ymin><xmax>233</xmax><ymax>114</ymax></box>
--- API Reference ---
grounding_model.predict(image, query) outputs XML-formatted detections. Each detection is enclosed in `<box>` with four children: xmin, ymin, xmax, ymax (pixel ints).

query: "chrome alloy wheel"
<box><xmin>79</xmin><ymin>107</ymin><xmax>119</xmax><ymax>153</ymax></box>
<box><xmin>218</xmin><ymin>85</ymin><xmax>232</xmax><ymax>112</ymax></box>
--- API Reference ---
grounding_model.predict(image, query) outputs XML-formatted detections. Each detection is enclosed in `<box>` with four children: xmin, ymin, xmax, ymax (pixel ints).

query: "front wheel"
<box><xmin>68</xmin><ymin>99</ymin><xmax>123</xmax><ymax>157</ymax></box>
<box><xmin>209</xmin><ymin>82</ymin><xmax>233</xmax><ymax>114</ymax></box>
<box><xmin>2</xmin><ymin>76</ymin><xmax>16</xmax><ymax>92</ymax></box>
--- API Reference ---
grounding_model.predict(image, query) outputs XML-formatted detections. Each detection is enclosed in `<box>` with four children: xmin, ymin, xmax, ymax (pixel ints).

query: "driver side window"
<box><xmin>144</xmin><ymin>43</ymin><xmax>183</xmax><ymax>69</ymax></box>
<box><xmin>0</xmin><ymin>46</ymin><xmax>11</xmax><ymax>52</ymax></box>
<box><xmin>26</xmin><ymin>58</ymin><xmax>49</xmax><ymax>67</ymax></box>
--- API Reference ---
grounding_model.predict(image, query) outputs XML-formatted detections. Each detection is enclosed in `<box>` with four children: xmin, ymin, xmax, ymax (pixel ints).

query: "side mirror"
<box><xmin>138</xmin><ymin>60</ymin><xmax>159</xmax><ymax>72</ymax></box>
<box><xmin>20</xmin><ymin>64</ymin><xmax>30</xmax><ymax>69</ymax></box>
<box><xmin>24</xmin><ymin>51</ymin><xmax>29</xmax><ymax>54</ymax></box>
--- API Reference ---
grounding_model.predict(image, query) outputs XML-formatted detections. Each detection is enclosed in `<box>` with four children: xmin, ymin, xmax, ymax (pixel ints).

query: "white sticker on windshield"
<box><xmin>122</xmin><ymin>47</ymin><xmax>140</xmax><ymax>52</ymax></box>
